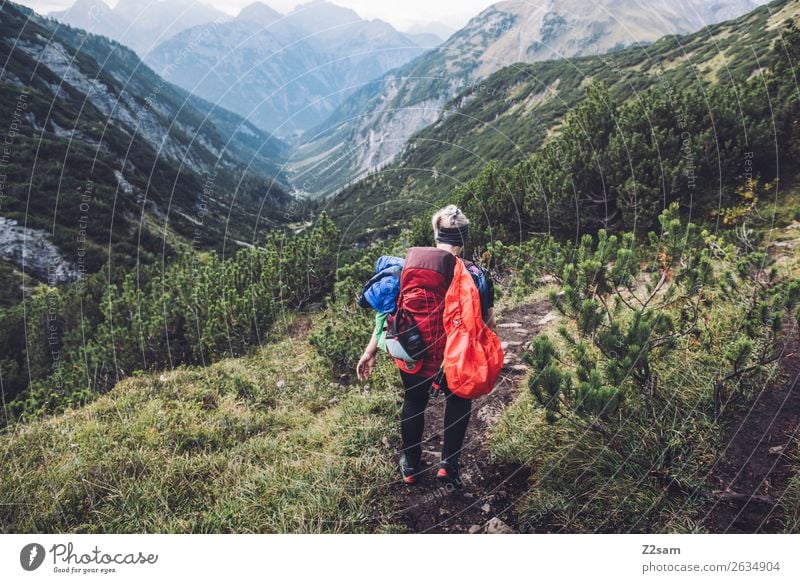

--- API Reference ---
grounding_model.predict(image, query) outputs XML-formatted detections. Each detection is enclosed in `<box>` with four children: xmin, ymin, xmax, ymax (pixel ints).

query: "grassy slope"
<box><xmin>765</xmin><ymin>189</ymin><xmax>800</xmax><ymax>533</ymax></box>
<box><xmin>0</xmin><ymin>314</ymin><xmax>402</xmax><ymax>533</ymax></box>
<box><xmin>326</xmin><ymin>0</ymin><xmax>796</xmax><ymax>242</ymax></box>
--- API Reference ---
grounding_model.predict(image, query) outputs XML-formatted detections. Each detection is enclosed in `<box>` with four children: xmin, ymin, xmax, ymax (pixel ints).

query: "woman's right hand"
<box><xmin>356</xmin><ymin>351</ymin><xmax>377</xmax><ymax>382</ymax></box>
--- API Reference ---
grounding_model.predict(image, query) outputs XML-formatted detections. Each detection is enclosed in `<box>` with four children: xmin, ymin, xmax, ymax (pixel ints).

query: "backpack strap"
<box><xmin>429</xmin><ymin>367</ymin><xmax>446</xmax><ymax>398</ymax></box>
<box><xmin>464</xmin><ymin>261</ymin><xmax>492</xmax><ymax>321</ymax></box>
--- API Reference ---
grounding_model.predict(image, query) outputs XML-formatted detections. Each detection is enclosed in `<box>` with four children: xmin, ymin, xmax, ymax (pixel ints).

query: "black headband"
<box><xmin>436</xmin><ymin>224</ymin><xmax>469</xmax><ymax>246</ymax></box>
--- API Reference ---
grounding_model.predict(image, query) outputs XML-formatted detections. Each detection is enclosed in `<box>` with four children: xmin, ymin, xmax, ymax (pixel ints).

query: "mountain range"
<box><xmin>143</xmin><ymin>1</ymin><xmax>444</xmax><ymax>138</ymax></box>
<box><xmin>24</xmin><ymin>0</ymin><xmax>780</xmax><ymax>246</ymax></box>
<box><xmin>325</xmin><ymin>0</ymin><xmax>795</xmax><ymax>241</ymax></box>
<box><xmin>289</xmin><ymin>0</ymin><xmax>772</xmax><ymax>198</ymax></box>
<box><xmin>49</xmin><ymin>0</ymin><xmax>230</xmax><ymax>56</ymax></box>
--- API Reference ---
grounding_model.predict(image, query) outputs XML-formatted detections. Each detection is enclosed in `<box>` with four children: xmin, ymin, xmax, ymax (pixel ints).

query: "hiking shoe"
<box><xmin>399</xmin><ymin>453</ymin><xmax>419</xmax><ymax>485</ymax></box>
<box><xmin>436</xmin><ymin>461</ymin><xmax>463</xmax><ymax>489</ymax></box>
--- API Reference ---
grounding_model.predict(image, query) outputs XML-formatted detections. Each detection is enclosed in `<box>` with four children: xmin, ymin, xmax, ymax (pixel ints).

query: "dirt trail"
<box><xmin>385</xmin><ymin>300</ymin><xmax>552</xmax><ymax>534</ymax></box>
<box><xmin>704</xmin><ymin>324</ymin><xmax>800</xmax><ymax>533</ymax></box>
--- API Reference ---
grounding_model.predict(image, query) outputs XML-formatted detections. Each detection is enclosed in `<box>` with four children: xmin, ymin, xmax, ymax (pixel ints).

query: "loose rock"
<box><xmin>537</xmin><ymin>312</ymin><xmax>556</xmax><ymax>326</ymax></box>
<box><xmin>485</xmin><ymin>517</ymin><xmax>515</xmax><ymax>534</ymax></box>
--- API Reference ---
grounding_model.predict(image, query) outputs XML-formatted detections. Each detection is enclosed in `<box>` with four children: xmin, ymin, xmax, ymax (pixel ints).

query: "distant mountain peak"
<box><xmin>289</xmin><ymin>1</ymin><xmax>364</xmax><ymax>32</ymax></box>
<box><xmin>403</xmin><ymin>21</ymin><xmax>456</xmax><ymax>43</ymax></box>
<box><xmin>68</xmin><ymin>0</ymin><xmax>110</xmax><ymax>9</ymax></box>
<box><xmin>237</xmin><ymin>2</ymin><xmax>283</xmax><ymax>27</ymax></box>
<box><xmin>48</xmin><ymin>0</ymin><xmax>126</xmax><ymax>42</ymax></box>
<box><xmin>114</xmin><ymin>0</ymin><xmax>205</xmax><ymax>13</ymax></box>
<box><xmin>49</xmin><ymin>0</ymin><xmax>230</xmax><ymax>55</ymax></box>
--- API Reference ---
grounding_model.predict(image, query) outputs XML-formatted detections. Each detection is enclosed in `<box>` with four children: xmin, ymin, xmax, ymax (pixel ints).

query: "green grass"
<box><xmin>486</xmin><ymin>314</ymin><xmax>724</xmax><ymax>532</ymax></box>
<box><xmin>781</xmin><ymin>453</ymin><xmax>800</xmax><ymax>533</ymax></box>
<box><xmin>761</xmin><ymin>181</ymin><xmax>800</xmax><ymax>279</ymax></box>
<box><xmin>489</xmin><ymin>393</ymin><xmax>708</xmax><ymax>533</ymax></box>
<box><xmin>0</xmin><ymin>313</ymin><xmax>403</xmax><ymax>533</ymax></box>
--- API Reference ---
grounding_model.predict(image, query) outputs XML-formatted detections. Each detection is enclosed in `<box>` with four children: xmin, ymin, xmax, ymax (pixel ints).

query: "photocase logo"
<box><xmin>20</xmin><ymin>543</ymin><xmax>46</xmax><ymax>571</ymax></box>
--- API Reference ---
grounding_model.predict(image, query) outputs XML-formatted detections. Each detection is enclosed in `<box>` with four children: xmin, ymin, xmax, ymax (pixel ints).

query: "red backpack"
<box><xmin>386</xmin><ymin>248</ymin><xmax>454</xmax><ymax>377</ymax></box>
<box><xmin>441</xmin><ymin>259</ymin><xmax>504</xmax><ymax>399</ymax></box>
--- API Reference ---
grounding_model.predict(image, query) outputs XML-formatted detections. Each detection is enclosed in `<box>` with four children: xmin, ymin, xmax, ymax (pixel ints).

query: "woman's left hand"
<box><xmin>356</xmin><ymin>351</ymin><xmax>377</xmax><ymax>382</ymax></box>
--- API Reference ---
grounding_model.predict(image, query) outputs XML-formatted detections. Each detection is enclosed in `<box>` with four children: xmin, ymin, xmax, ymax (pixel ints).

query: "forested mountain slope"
<box><xmin>291</xmin><ymin>0</ymin><xmax>771</xmax><ymax>198</ymax></box>
<box><xmin>0</xmin><ymin>1</ymin><xmax>293</xmax><ymax>290</ymax></box>
<box><xmin>327</xmin><ymin>0</ymin><xmax>798</xmax><ymax>242</ymax></box>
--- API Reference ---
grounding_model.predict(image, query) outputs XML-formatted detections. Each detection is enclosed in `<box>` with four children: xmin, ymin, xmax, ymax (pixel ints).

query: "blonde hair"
<box><xmin>432</xmin><ymin>205</ymin><xmax>469</xmax><ymax>240</ymax></box>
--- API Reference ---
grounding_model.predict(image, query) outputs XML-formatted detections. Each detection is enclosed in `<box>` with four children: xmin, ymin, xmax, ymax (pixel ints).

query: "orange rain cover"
<box><xmin>442</xmin><ymin>259</ymin><xmax>504</xmax><ymax>399</ymax></box>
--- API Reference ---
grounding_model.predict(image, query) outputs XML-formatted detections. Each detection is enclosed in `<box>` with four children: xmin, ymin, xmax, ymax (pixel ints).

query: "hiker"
<box><xmin>356</xmin><ymin>205</ymin><xmax>497</xmax><ymax>487</ymax></box>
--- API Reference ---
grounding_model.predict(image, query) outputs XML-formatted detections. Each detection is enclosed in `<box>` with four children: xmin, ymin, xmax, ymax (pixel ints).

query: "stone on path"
<box><xmin>485</xmin><ymin>517</ymin><xmax>515</xmax><ymax>534</ymax></box>
<box><xmin>537</xmin><ymin>312</ymin><xmax>556</xmax><ymax>326</ymax></box>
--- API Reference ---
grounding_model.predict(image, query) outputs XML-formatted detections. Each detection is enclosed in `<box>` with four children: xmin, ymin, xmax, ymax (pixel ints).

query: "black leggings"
<box><xmin>399</xmin><ymin>370</ymin><xmax>472</xmax><ymax>468</ymax></box>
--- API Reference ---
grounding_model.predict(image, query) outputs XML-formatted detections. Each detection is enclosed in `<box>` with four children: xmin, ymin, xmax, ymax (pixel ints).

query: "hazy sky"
<box><xmin>17</xmin><ymin>0</ymin><xmax>498</xmax><ymax>31</ymax></box>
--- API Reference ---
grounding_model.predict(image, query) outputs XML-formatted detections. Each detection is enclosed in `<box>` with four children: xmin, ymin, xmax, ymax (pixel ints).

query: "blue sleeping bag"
<box><xmin>357</xmin><ymin>256</ymin><xmax>404</xmax><ymax>314</ymax></box>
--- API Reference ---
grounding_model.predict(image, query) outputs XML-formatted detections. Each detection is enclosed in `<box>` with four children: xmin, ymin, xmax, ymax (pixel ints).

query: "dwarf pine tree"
<box><xmin>520</xmin><ymin>204</ymin><xmax>799</xmax><ymax>498</ymax></box>
<box><xmin>526</xmin><ymin>204</ymin><xmax>798</xmax><ymax>430</ymax></box>
<box><xmin>3</xmin><ymin>215</ymin><xmax>342</xmax><ymax>423</ymax></box>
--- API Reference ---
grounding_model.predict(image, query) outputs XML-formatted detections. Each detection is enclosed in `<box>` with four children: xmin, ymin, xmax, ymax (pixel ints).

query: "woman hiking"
<box><xmin>356</xmin><ymin>205</ymin><xmax>497</xmax><ymax>487</ymax></box>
